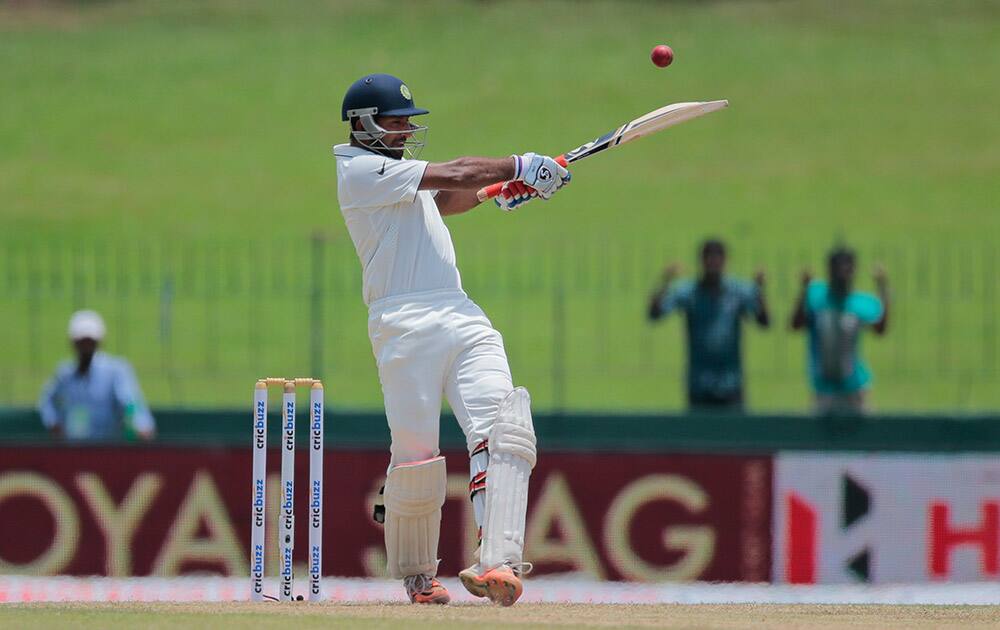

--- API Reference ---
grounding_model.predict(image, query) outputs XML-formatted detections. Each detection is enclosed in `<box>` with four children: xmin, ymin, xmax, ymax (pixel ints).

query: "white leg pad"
<box><xmin>480</xmin><ymin>387</ymin><xmax>537</xmax><ymax>569</ymax></box>
<box><xmin>383</xmin><ymin>456</ymin><xmax>447</xmax><ymax>579</ymax></box>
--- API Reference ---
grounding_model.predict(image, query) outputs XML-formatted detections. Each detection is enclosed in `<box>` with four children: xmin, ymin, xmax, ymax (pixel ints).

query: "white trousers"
<box><xmin>368</xmin><ymin>289</ymin><xmax>514</xmax><ymax>466</ymax></box>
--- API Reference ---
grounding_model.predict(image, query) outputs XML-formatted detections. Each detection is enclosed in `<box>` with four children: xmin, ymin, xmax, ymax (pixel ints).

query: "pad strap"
<box><xmin>471</xmin><ymin>439</ymin><xmax>489</xmax><ymax>458</ymax></box>
<box><xmin>469</xmin><ymin>471</ymin><xmax>487</xmax><ymax>498</ymax></box>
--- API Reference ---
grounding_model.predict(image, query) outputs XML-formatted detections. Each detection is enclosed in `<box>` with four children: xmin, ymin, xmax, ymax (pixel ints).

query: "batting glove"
<box><xmin>511</xmin><ymin>153</ymin><xmax>571</xmax><ymax>200</ymax></box>
<box><xmin>494</xmin><ymin>180</ymin><xmax>539</xmax><ymax>211</ymax></box>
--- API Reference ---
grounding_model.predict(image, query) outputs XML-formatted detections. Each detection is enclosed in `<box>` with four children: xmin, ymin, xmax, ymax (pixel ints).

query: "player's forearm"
<box><xmin>647</xmin><ymin>280</ymin><xmax>672</xmax><ymax>320</ymax></box>
<box><xmin>874</xmin><ymin>308</ymin><xmax>889</xmax><ymax>335</ymax></box>
<box><xmin>647</xmin><ymin>295</ymin><xmax>665</xmax><ymax>320</ymax></box>
<box><xmin>38</xmin><ymin>382</ymin><xmax>61</xmax><ymax>430</ymax></box>
<box><xmin>874</xmin><ymin>286</ymin><xmax>890</xmax><ymax>335</ymax></box>
<box><xmin>436</xmin><ymin>190</ymin><xmax>482</xmax><ymax>216</ymax></box>
<box><xmin>756</xmin><ymin>298</ymin><xmax>771</xmax><ymax>328</ymax></box>
<box><xmin>790</xmin><ymin>295</ymin><xmax>807</xmax><ymax>330</ymax></box>
<box><xmin>420</xmin><ymin>157</ymin><xmax>515</xmax><ymax>190</ymax></box>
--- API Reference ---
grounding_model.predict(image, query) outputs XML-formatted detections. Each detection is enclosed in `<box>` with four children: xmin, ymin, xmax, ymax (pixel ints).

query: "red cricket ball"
<box><xmin>651</xmin><ymin>44</ymin><xmax>674</xmax><ymax>68</ymax></box>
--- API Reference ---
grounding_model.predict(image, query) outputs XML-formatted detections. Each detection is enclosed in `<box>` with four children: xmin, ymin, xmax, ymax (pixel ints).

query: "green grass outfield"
<box><xmin>2</xmin><ymin>603</ymin><xmax>1000</xmax><ymax>630</ymax></box>
<box><xmin>1</xmin><ymin>1</ymin><xmax>998</xmax><ymax>411</ymax></box>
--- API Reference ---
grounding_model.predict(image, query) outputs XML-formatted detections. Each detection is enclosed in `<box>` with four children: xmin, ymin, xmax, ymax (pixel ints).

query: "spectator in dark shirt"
<box><xmin>648</xmin><ymin>239</ymin><xmax>770</xmax><ymax>412</ymax></box>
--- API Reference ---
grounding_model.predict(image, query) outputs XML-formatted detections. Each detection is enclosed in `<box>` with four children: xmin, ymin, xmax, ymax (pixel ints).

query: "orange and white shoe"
<box><xmin>458</xmin><ymin>562</ymin><xmax>531</xmax><ymax>607</ymax></box>
<box><xmin>403</xmin><ymin>574</ymin><xmax>450</xmax><ymax>605</ymax></box>
<box><xmin>458</xmin><ymin>563</ymin><xmax>489</xmax><ymax>599</ymax></box>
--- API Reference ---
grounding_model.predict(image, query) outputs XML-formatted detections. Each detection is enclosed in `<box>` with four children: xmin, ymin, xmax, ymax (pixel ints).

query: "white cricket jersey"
<box><xmin>333</xmin><ymin>144</ymin><xmax>462</xmax><ymax>306</ymax></box>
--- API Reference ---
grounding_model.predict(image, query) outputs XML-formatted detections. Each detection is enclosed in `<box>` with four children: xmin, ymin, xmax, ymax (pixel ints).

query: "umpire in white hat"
<box><xmin>37</xmin><ymin>310</ymin><xmax>156</xmax><ymax>441</ymax></box>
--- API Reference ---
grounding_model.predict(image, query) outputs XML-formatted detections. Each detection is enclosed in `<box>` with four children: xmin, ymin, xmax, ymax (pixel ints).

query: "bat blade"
<box><xmin>563</xmin><ymin>100</ymin><xmax>729</xmax><ymax>164</ymax></box>
<box><xmin>477</xmin><ymin>99</ymin><xmax>728</xmax><ymax>201</ymax></box>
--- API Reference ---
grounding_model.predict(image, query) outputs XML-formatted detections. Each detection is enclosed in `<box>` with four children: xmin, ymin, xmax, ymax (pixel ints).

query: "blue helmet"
<box><xmin>341</xmin><ymin>74</ymin><xmax>429</xmax><ymax>121</ymax></box>
<box><xmin>342</xmin><ymin>74</ymin><xmax>429</xmax><ymax>159</ymax></box>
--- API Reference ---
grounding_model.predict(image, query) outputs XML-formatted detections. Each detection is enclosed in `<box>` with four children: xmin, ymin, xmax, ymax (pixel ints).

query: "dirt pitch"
<box><xmin>1</xmin><ymin>602</ymin><xmax>999</xmax><ymax>630</ymax></box>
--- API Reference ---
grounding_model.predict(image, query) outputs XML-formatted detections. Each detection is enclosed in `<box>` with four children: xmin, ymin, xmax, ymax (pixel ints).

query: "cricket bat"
<box><xmin>477</xmin><ymin>99</ymin><xmax>729</xmax><ymax>202</ymax></box>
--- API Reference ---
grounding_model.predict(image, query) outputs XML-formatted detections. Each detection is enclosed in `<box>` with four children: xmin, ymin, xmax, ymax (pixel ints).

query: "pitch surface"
<box><xmin>2</xmin><ymin>603</ymin><xmax>1000</xmax><ymax>630</ymax></box>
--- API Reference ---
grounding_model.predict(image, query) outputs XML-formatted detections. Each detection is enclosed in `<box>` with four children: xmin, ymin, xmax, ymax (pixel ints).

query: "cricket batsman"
<box><xmin>333</xmin><ymin>74</ymin><xmax>570</xmax><ymax>606</ymax></box>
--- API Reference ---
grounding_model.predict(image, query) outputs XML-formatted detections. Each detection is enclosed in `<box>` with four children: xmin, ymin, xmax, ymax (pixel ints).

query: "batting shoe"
<box><xmin>403</xmin><ymin>574</ymin><xmax>450</xmax><ymax>605</ymax></box>
<box><xmin>458</xmin><ymin>561</ymin><xmax>532</xmax><ymax>607</ymax></box>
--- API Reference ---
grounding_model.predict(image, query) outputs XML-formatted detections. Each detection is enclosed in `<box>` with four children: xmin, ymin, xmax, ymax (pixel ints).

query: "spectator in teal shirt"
<box><xmin>648</xmin><ymin>239</ymin><xmax>770</xmax><ymax>412</ymax></box>
<box><xmin>791</xmin><ymin>247</ymin><xmax>890</xmax><ymax>415</ymax></box>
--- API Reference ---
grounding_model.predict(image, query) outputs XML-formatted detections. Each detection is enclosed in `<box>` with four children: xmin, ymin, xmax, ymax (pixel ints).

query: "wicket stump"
<box><xmin>251</xmin><ymin>378</ymin><xmax>324</xmax><ymax>602</ymax></box>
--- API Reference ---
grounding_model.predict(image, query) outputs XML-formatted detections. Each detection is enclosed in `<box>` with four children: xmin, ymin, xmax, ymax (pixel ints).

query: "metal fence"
<box><xmin>1</xmin><ymin>234</ymin><xmax>997</xmax><ymax>412</ymax></box>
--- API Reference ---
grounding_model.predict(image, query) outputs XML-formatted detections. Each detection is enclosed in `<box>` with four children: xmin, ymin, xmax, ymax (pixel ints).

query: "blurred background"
<box><xmin>0</xmin><ymin>0</ymin><xmax>998</xmax><ymax>599</ymax></box>
<box><xmin>2</xmin><ymin>0</ymin><xmax>997</xmax><ymax>412</ymax></box>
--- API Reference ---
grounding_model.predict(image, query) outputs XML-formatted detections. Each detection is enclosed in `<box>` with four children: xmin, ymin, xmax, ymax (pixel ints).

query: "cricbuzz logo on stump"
<box><xmin>253</xmin><ymin>479</ymin><xmax>265</xmax><ymax>528</ymax></box>
<box><xmin>312</xmin><ymin>402</ymin><xmax>323</xmax><ymax>451</ymax></box>
<box><xmin>250</xmin><ymin>378</ymin><xmax>325</xmax><ymax>602</ymax></box>
<box><xmin>252</xmin><ymin>542</ymin><xmax>265</xmax><ymax>595</ymax></box>
<box><xmin>284</xmin><ymin>402</ymin><xmax>295</xmax><ymax>451</ymax></box>
<box><xmin>254</xmin><ymin>401</ymin><xmax>266</xmax><ymax>449</ymax></box>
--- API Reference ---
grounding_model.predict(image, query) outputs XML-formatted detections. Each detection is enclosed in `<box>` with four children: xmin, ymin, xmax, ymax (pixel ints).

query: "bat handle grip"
<box><xmin>476</xmin><ymin>155</ymin><xmax>568</xmax><ymax>202</ymax></box>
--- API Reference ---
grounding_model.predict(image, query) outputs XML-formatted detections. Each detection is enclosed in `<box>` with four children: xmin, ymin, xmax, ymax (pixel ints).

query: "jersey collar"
<box><xmin>332</xmin><ymin>143</ymin><xmax>375</xmax><ymax>159</ymax></box>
